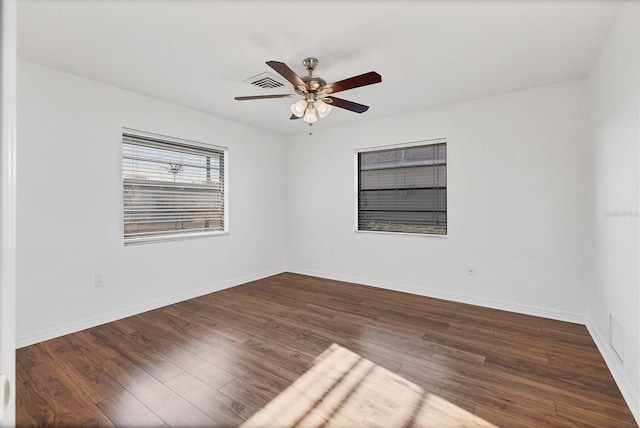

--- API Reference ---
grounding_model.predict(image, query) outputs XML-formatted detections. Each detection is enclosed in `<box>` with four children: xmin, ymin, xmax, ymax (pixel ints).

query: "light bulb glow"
<box><xmin>290</xmin><ymin>99</ymin><xmax>306</xmax><ymax>118</ymax></box>
<box><xmin>315</xmin><ymin>100</ymin><xmax>332</xmax><ymax>118</ymax></box>
<box><xmin>303</xmin><ymin>107</ymin><xmax>317</xmax><ymax>123</ymax></box>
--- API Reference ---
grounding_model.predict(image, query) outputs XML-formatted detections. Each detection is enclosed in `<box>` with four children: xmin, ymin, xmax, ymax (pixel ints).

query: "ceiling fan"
<box><xmin>234</xmin><ymin>57</ymin><xmax>382</xmax><ymax>123</ymax></box>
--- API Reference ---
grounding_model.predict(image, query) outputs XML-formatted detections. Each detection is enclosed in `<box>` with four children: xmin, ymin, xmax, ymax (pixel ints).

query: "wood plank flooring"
<box><xmin>16</xmin><ymin>273</ymin><xmax>637</xmax><ymax>427</ymax></box>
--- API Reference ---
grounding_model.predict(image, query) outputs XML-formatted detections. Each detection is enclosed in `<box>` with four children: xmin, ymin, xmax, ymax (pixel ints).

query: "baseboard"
<box><xmin>16</xmin><ymin>266</ymin><xmax>286</xmax><ymax>348</ymax></box>
<box><xmin>587</xmin><ymin>320</ymin><xmax>639</xmax><ymax>424</ymax></box>
<box><xmin>286</xmin><ymin>267</ymin><xmax>586</xmax><ymax>324</ymax></box>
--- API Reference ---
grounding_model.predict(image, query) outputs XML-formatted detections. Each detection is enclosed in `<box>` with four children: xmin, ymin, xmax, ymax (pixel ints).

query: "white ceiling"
<box><xmin>17</xmin><ymin>0</ymin><xmax>622</xmax><ymax>135</ymax></box>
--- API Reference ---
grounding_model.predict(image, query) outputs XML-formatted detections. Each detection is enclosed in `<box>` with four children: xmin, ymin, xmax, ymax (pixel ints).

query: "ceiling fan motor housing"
<box><xmin>299</xmin><ymin>75</ymin><xmax>327</xmax><ymax>93</ymax></box>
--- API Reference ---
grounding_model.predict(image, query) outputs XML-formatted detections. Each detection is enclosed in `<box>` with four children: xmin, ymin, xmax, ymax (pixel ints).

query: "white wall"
<box><xmin>16</xmin><ymin>61</ymin><xmax>287</xmax><ymax>346</ymax></box>
<box><xmin>588</xmin><ymin>0</ymin><xmax>639</xmax><ymax>418</ymax></box>
<box><xmin>286</xmin><ymin>80</ymin><xmax>591</xmax><ymax>322</ymax></box>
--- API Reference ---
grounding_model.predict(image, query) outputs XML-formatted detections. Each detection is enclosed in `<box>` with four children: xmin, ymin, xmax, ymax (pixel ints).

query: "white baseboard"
<box><xmin>16</xmin><ymin>266</ymin><xmax>286</xmax><ymax>348</ymax></box>
<box><xmin>287</xmin><ymin>267</ymin><xmax>586</xmax><ymax>324</ymax></box>
<box><xmin>587</xmin><ymin>320</ymin><xmax>639</xmax><ymax>424</ymax></box>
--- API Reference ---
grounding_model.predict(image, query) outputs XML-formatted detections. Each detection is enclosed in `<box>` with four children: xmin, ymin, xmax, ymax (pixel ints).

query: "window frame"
<box><xmin>122</xmin><ymin>128</ymin><xmax>229</xmax><ymax>245</ymax></box>
<box><xmin>354</xmin><ymin>138</ymin><xmax>448</xmax><ymax>237</ymax></box>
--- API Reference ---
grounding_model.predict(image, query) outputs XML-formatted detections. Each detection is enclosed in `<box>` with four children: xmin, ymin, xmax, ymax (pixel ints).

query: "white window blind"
<box><xmin>123</xmin><ymin>129</ymin><xmax>227</xmax><ymax>244</ymax></box>
<box><xmin>357</xmin><ymin>141</ymin><xmax>447</xmax><ymax>235</ymax></box>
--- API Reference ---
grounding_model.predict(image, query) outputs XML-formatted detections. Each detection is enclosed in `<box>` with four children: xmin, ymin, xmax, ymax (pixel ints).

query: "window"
<box><xmin>122</xmin><ymin>129</ymin><xmax>227</xmax><ymax>244</ymax></box>
<box><xmin>356</xmin><ymin>140</ymin><xmax>447</xmax><ymax>235</ymax></box>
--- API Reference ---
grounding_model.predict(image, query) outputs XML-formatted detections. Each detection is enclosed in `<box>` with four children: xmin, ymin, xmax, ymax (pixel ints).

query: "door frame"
<box><xmin>0</xmin><ymin>0</ymin><xmax>17</xmax><ymax>425</ymax></box>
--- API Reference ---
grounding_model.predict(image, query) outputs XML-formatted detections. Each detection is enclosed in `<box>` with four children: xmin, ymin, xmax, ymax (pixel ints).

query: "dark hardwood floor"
<box><xmin>16</xmin><ymin>273</ymin><xmax>637</xmax><ymax>427</ymax></box>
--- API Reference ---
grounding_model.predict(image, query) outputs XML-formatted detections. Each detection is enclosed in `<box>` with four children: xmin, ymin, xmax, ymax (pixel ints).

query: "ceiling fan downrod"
<box><xmin>299</xmin><ymin>58</ymin><xmax>326</xmax><ymax>94</ymax></box>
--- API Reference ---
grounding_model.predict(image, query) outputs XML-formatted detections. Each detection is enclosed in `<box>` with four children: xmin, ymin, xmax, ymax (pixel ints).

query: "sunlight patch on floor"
<box><xmin>241</xmin><ymin>343</ymin><xmax>497</xmax><ymax>427</ymax></box>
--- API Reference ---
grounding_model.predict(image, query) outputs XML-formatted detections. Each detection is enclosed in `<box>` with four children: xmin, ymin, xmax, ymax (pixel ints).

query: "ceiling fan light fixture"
<box><xmin>236</xmin><ymin>58</ymin><xmax>381</xmax><ymax>124</ymax></box>
<box><xmin>303</xmin><ymin>107</ymin><xmax>317</xmax><ymax>123</ymax></box>
<box><xmin>315</xmin><ymin>100</ymin><xmax>332</xmax><ymax>118</ymax></box>
<box><xmin>290</xmin><ymin>99</ymin><xmax>306</xmax><ymax>117</ymax></box>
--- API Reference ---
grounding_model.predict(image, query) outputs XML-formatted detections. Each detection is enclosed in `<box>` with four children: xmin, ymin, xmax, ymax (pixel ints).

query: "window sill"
<box><xmin>355</xmin><ymin>229</ymin><xmax>448</xmax><ymax>238</ymax></box>
<box><xmin>124</xmin><ymin>230</ymin><xmax>229</xmax><ymax>246</ymax></box>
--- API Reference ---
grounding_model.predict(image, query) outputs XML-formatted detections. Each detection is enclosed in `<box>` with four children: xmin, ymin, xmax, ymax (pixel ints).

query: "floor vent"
<box><xmin>244</xmin><ymin>72</ymin><xmax>286</xmax><ymax>89</ymax></box>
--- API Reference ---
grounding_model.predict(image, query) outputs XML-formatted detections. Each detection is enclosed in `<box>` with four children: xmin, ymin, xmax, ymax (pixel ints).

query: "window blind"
<box><xmin>123</xmin><ymin>130</ymin><xmax>227</xmax><ymax>243</ymax></box>
<box><xmin>357</xmin><ymin>141</ymin><xmax>447</xmax><ymax>235</ymax></box>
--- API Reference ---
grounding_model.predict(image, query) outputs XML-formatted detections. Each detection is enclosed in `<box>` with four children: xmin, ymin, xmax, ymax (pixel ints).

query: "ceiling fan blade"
<box><xmin>320</xmin><ymin>71</ymin><xmax>381</xmax><ymax>95</ymax></box>
<box><xmin>234</xmin><ymin>94</ymin><xmax>297</xmax><ymax>101</ymax></box>
<box><xmin>266</xmin><ymin>61</ymin><xmax>306</xmax><ymax>90</ymax></box>
<box><xmin>323</xmin><ymin>96</ymin><xmax>369</xmax><ymax>113</ymax></box>
<box><xmin>290</xmin><ymin>114</ymin><xmax>302</xmax><ymax>120</ymax></box>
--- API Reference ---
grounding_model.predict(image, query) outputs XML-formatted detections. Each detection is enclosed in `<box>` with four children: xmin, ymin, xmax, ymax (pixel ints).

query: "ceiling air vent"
<box><xmin>244</xmin><ymin>72</ymin><xmax>286</xmax><ymax>89</ymax></box>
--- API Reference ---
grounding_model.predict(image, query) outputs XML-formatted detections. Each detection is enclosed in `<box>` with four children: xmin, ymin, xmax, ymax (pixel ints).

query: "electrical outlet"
<box><xmin>468</xmin><ymin>267</ymin><xmax>476</xmax><ymax>276</ymax></box>
<box><xmin>94</xmin><ymin>274</ymin><xmax>105</xmax><ymax>287</ymax></box>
